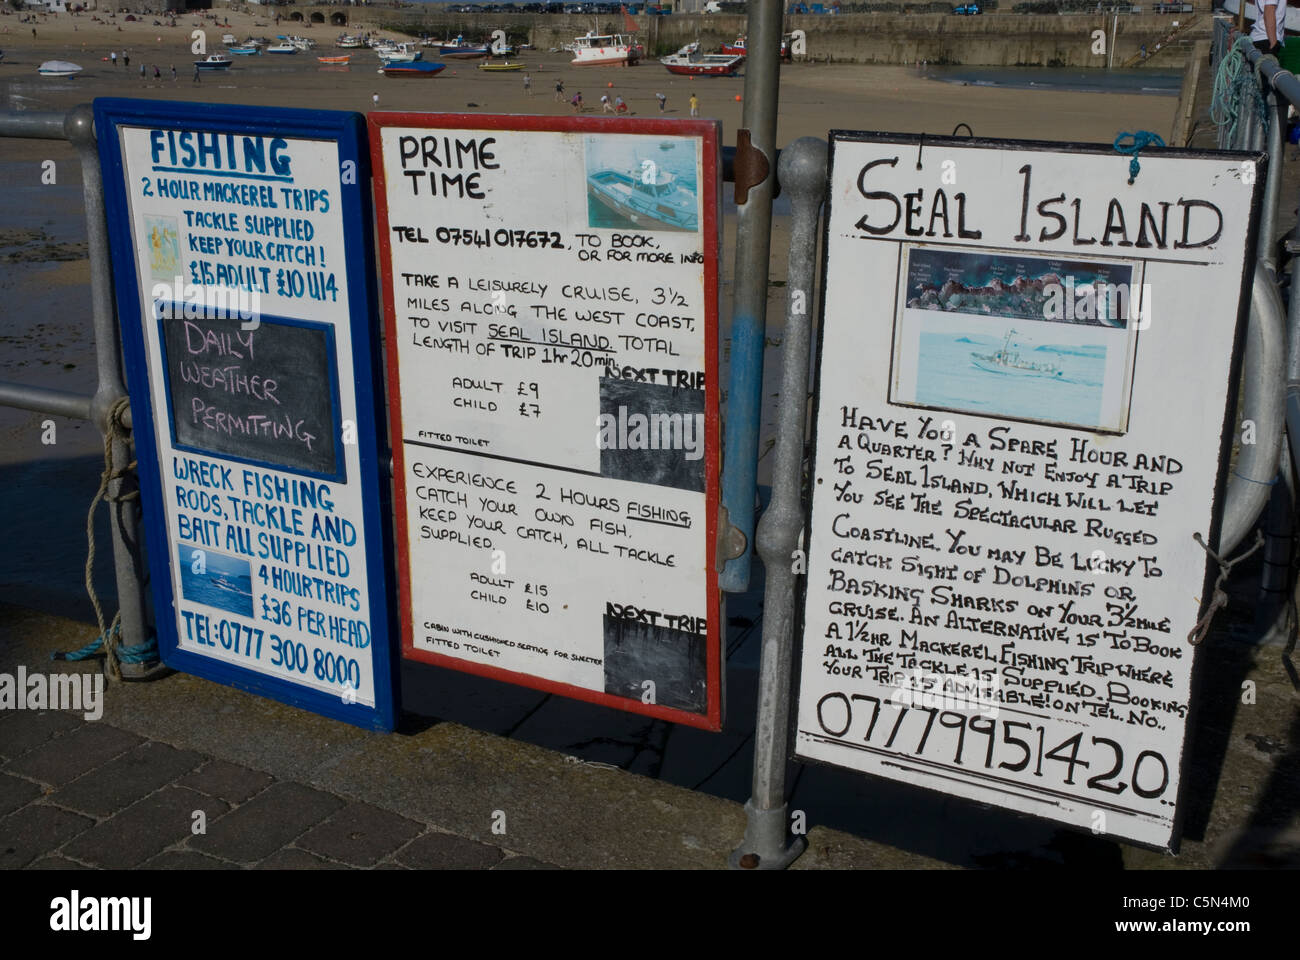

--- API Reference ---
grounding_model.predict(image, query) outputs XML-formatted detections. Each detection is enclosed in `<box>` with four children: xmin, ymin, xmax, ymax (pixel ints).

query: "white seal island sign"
<box><xmin>795</xmin><ymin>131</ymin><xmax>1264</xmax><ymax>850</ymax></box>
<box><xmin>369</xmin><ymin>113</ymin><xmax>724</xmax><ymax>730</ymax></box>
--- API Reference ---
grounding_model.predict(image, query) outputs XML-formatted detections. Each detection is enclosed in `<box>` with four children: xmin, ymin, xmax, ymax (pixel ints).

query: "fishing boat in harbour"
<box><xmin>318</xmin><ymin>55</ymin><xmax>351</xmax><ymax>64</ymax></box>
<box><xmin>571</xmin><ymin>31</ymin><xmax>640</xmax><ymax>66</ymax></box>
<box><xmin>227</xmin><ymin>45</ymin><xmax>260</xmax><ymax>56</ymax></box>
<box><xmin>38</xmin><ymin>60</ymin><xmax>82</xmax><ymax>77</ymax></box>
<box><xmin>970</xmin><ymin>328</ymin><xmax>1064</xmax><ymax>379</ymax></box>
<box><xmin>265</xmin><ymin>43</ymin><xmax>298</xmax><ymax>54</ymax></box>
<box><xmin>660</xmin><ymin>42</ymin><xmax>743</xmax><ymax>77</ymax></box>
<box><xmin>194</xmin><ymin>54</ymin><xmax>233</xmax><ymax>71</ymax></box>
<box><xmin>336</xmin><ymin>34</ymin><xmax>364</xmax><ymax>48</ymax></box>
<box><xmin>382</xmin><ymin>60</ymin><xmax>446</xmax><ymax>77</ymax></box>
<box><xmin>720</xmin><ymin>34</ymin><xmax>793</xmax><ymax>59</ymax></box>
<box><xmin>439</xmin><ymin>35</ymin><xmax>491</xmax><ymax>59</ymax></box>
<box><xmin>376</xmin><ymin>43</ymin><xmax>423</xmax><ymax>63</ymax></box>
<box><xmin>477</xmin><ymin>60</ymin><xmax>527</xmax><ymax>72</ymax></box>
<box><xmin>587</xmin><ymin>165</ymin><xmax>697</xmax><ymax>232</ymax></box>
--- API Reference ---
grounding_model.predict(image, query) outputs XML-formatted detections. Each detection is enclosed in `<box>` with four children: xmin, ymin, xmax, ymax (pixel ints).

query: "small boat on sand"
<box><xmin>571</xmin><ymin>31</ymin><xmax>639</xmax><ymax>66</ymax></box>
<box><xmin>382</xmin><ymin>60</ymin><xmax>446</xmax><ymax>77</ymax></box>
<box><xmin>38</xmin><ymin>60</ymin><xmax>83</xmax><ymax>78</ymax></box>
<box><xmin>440</xmin><ymin>35</ymin><xmax>491</xmax><ymax>59</ymax></box>
<box><xmin>376</xmin><ymin>43</ymin><xmax>422</xmax><ymax>63</ymax></box>
<box><xmin>194</xmin><ymin>55</ymin><xmax>233</xmax><ymax>71</ymax></box>
<box><xmin>660</xmin><ymin>42</ymin><xmax>743</xmax><ymax>77</ymax></box>
<box><xmin>477</xmin><ymin>61</ymin><xmax>526</xmax><ymax>72</ymax></box>
<box><xmin>227</xmin><ymin>46</ymin><xmax>259</xmax><ymax>55</ymax></box>
<box><xmin>318</xmin><ymin>55</ymin><xmax>351</xmax><ymax>64</ymax></box>
<box><xmin>266</xmin><ymin>43</ymin><xmax>297</xmax><ymax>54</ymax></box>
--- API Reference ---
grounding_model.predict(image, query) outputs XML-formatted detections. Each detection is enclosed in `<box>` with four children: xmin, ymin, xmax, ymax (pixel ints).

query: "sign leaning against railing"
<box><xmin>370</xmin><ymin>114</ymin><xmax>724</xmax><ymax>731</ymax></box>
<box><xmin>795</xmin><ymin>132</ymin><xmax>1264</xmax><ymax>849</ymax></box>
<box><xmin>96</xmin><ymin>99</ymin><xmax>398</xmax><ymax>731</ymax></box>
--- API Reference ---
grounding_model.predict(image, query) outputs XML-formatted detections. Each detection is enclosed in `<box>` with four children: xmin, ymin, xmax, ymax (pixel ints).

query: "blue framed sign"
<box><xmin>96</xmin><ymin>99</ymin><xmax>398</xmax><ymax>731</ymax></box>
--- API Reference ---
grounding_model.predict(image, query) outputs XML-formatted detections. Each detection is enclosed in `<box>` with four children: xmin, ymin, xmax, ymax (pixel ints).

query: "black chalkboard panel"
<box><xmin>602</xmin><ymin>613</ymin><xmax>707</xmax><ymax>713</ymax></box>
<box><xmin>598</xmin><ymin>378</ymin><xmax>705</xmax><ymax>493</ymax></box>
<box><xmin>159</xmin><ymin>309</ymin><xmax>342</xmax><ymax>479</ymax></box>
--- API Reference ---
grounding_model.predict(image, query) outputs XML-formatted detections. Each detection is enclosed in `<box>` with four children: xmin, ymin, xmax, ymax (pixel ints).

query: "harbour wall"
<box><xmin>315</xmin><ymin>10</ymin><xmax>1213</xmax><ymax>67</ymax></box>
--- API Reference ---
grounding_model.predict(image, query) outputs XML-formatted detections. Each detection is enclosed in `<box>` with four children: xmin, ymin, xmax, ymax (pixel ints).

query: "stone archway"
<box><xmin>289</xmin><ymin>11</ymin><xmax>304</xmax><ymax>22</ymax></box>
<box><xmin>330</xmin><ymin>12</ymin><xmax>348</xmax><ymax>25</ymax></box>
<box><xmin>310</xmin><ymin>12</ymin><xmax>325</xmax><ymax>23</ymax></box>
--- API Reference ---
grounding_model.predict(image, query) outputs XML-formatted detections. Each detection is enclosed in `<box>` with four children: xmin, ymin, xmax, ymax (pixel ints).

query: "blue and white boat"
<box><xmin>382</xmin><ymin>60</ymin><xmax>446</xmax><ymax>77</ymax></box>
<box><xmin>587</xmin><ymin>166</ymin><xmax>698</xmax><ymax>232</ymax></box>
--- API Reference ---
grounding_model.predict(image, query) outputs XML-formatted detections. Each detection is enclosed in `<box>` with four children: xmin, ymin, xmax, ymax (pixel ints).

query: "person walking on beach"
<box><xmin>372</xmin><ymin>92</ymin><xmax>379</xmax><ymax>107</ymax></box>
<box><xmin>123</xmin><ymin>53</ymin><xmax>129</xmax><ymax>69</ymax></box>
<box><xmin>110</xmin><ymin>50</ymin><xmax>117</xmax><ymax>67</ymax></box>
<box><xmin>689</xmin><ymin>92</ymin><xmax>699</xmax><ymax>117</ymax></box>
<box><xmin>154</xmin><ymin>65</ymin><xmax>161</xmax><ymax>80</ymax></box>
<box><xmin>139</xmin><ymin>63</ymin><xmax>145</xmax><ymax>79</ymax></box>
<box><xmin>655</xmin><ymin>92</ymin><xmax>666</xmax><ymax>112</ymax></box>
<box><xmin>600</xmin><ymin>92</ymin><xmax>612</xmax><ymax>113</ymax></box>
<box><xmin>571</xmin><ymin>91</ymin><xmax>583</xmax><ymax>113</ymax></box>
<box><xmin>523</xmin><ymin>73</ymin><xmax>532</xmax><ymax>95</ymax></box>
<box><xmin>615</xmin><ymin>95</ymin><xmax>627</xmax><ymax>115</ymax></box>
<box><xmin>554</xmin><ymin>78</ymin><xmax>564</xmax><ymax>102</ymax></box>
<box><xmin>193</xmin><ymin>62</ymin><xmax>200</xmax><ymax>83</ymax></box>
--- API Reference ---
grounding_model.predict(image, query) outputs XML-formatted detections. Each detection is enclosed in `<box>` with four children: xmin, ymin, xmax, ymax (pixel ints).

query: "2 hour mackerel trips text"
<box><xmin>853</xmin><ymin>158</ymin><xmax>1224</xmax><ymax>249</ymax></box>
<box><xmin>146</xmin><ymin>131</ymin><xmax>332</xmax><ymax>212</ymax></box>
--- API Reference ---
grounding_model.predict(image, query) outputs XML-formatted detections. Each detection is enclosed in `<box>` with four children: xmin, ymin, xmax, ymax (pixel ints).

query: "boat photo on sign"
<box><xmin>889</xmin><ymin>246</ymin><xmax>1143</xmax><ymax>434</ymax></box>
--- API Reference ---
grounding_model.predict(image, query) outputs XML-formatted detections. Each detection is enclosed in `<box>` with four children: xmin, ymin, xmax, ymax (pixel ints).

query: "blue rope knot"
<box><xmin>1113</xmin><ymin>131</ymin><xmax>1166</xmax><ymax>185</ymax></box>
<box><xmin>52</xmin><ymin>623</ymin><xmax>160</xmax><ymax>664</ymax></box>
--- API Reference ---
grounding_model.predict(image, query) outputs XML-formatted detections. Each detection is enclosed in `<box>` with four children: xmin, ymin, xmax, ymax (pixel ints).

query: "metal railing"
<box><xmin>1211</xmin><ymin>25</ymin><xmax>1300</xmax><ymax>642</ymax></box>
<box><xmin>0</xmin><ymin>105</ymin><xmax>151</xmax><ymax>675</ymax></box>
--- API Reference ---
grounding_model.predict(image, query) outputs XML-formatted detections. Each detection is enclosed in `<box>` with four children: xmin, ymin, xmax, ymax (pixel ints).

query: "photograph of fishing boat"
<box><xmin>176</xmin><ymin>546</ymin><xmax>254</xmax><ymax>619</ymax></box>
<box><xmin>888</xmin><ymin>246</ymin><xmax>1140</xmax><ymax>432</ymax></box>
<box><xmin>584</xmin><ymin>136</ymin><xmax>700</xmax><ymax>233</ymax></box>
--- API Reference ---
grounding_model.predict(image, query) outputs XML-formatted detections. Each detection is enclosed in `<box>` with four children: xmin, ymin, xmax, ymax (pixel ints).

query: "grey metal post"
<box><xmin>67</xmin><ymin>104</ymin><xmax>152</xmax><ymax>672</ymax></box>
<box><xmin>1258</xmin><ymin>89</ymin><xmax>1284</xmax><ymax>274</ymax></box>
<box><xmin>1221</xmin><ymin>266</ymin><xmax>1287</xmax><ymax>552</ymax></box>
<box><xmin>730</xmin><ymin>137</ymin><xmax>826</xmax><ymax>871</ymax></box>
<box><xmin>719</xmin><ymin>0</ymin><xmax>784</xmax><ymax>593</ymax></box>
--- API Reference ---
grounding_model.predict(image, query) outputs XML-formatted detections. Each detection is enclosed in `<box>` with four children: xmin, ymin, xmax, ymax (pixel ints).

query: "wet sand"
<box><xmin>0</xmin><ymin>7</ymin><xmax>1174</xmax><ymax>146</ymax></box>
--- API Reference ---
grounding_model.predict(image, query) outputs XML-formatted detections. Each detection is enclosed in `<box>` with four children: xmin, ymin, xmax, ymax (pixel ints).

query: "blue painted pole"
<box><xmin>719</xmin><ymin>0</ymin><xmax>784</xmax><ymax>594</ymax></box>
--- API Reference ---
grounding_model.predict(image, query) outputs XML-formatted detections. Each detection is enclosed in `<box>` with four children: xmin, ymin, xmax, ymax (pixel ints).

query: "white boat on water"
<box><xmin>570</xmin><ymin>31</ymin><xmax>640</xmax><ymax>67</ymax></box>
<box><xmin>970</xmin><ymin>328</ymin><xmax>1064</xmax><ymax>379</ymax></box>
<box><xmin>266</xmin><ymin>43</ymin><xmax>298</xmax><ymax>54</ymax></box>
<box><xmin>287</xmin><ymin>36</ymin><xmax>316</xmax><ymax>51</ymax></box>
<box><xmin>38</xmin><ymin>60</ymin><xmax>82</xmax><ymax>77</ymax></box>
<box><xmin>587</xmin><ymin>166</ymin><xmax>697</xmax><ymax>231</ymax></box>
<box><xmin>337</xmin><ymin>34</ymin><xmax>364</xmax><ymax>48</ymax></box>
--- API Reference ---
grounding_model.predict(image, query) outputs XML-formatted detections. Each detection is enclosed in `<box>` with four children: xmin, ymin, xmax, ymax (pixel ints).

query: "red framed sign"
<box><xmin>369</xmin><ymin>114</ymin><xmax>723</xmax><ymax>731</ymax></box>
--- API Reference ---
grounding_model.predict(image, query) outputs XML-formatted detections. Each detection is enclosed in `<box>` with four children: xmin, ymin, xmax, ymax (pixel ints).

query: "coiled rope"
<box><xmin>1211</xmin><ymin>35</ymin><xmax>1271</xmax><ymax>147</ymax></box>
<box><xmin>52</xmin><ymin>396</ymin><xmax>158</xmax><ymax>678</ymax></box>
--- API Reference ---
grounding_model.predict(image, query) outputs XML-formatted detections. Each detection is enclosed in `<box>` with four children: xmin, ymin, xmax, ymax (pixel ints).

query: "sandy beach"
<box><xmin>0</xmin><ymin>7</ymin><xmax>1176</xmax><ymax>148</ymax></box>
